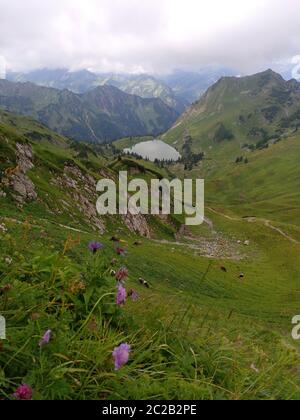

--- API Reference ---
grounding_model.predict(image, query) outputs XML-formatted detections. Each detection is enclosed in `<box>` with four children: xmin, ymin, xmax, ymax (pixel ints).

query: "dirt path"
<box><xmin>258</xmin><ymin>219</ymin><xmax>298</xmax><ymax>244</ymax></box>
<box><xmin>2</xmin><ymin>216</ymin><xmax>91</xmax><ymax>235</ymax></box>
<box><xmin>207</xmin><ymin>207</ymin><xmax>300</xmax><ymax>244</ymax></box>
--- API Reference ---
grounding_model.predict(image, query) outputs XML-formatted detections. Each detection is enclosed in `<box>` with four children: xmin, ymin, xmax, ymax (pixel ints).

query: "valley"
<box><xmin>1</xmin><ymin>68</ymin><xmax>300</xmax><ymax>400</ymax></box>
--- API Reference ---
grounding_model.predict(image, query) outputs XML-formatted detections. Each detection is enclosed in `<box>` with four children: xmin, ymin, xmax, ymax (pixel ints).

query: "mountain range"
<box><xmin>6</xmin><ymin>67</ymin><xmax>234</xmax><ymax>109</ymax></box>
<box><xmin>164</xmin><ymin>69</ymin><xmax>300</xmax><ymax>150</ymax></box>
<box><xmin>0</xmin><ymin>79</ymin><xmax>178</xmax><ymax>143</ymax></box>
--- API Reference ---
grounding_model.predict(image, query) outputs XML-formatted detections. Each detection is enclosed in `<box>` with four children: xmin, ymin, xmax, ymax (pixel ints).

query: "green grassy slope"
<box><xmin>163</xmin><ymin>70</ymin><xmax>300</xmax><ymax>153</ymax></box>
<box><xmin>1</xmin><ymin>110</ymin><xmax>300</xmax><ymax>399</ymax></box>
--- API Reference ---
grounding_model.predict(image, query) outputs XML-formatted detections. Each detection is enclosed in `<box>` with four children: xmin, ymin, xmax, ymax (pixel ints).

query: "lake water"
<box><xmin>124</xmin><ymin>140</ymin><xmax>181</xmax><ymax>162</ymax></box>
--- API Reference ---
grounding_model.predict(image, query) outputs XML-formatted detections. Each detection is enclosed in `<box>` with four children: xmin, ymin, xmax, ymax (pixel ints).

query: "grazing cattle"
<box><xmin>139</xmin><ymin>277</ymin><xmax>150</xmax><ymax>289</ymax></box>
<box><xmin>111</xmin><ymin>236</ymin><xmax>120</xmax><ymax>243</ymax></box>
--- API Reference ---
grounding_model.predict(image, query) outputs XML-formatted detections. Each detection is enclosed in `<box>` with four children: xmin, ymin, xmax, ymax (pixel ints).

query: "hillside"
<box><xmin>0</xmin><ymin>109</ymin><xmax>182</xmax><ymax>239</ymax></box>
<box><xmin>1</xmin><ymin>109</ymin><xmax>300</xmax><ymax>399</ymax></box>
<box><xmin>162</xmin><ymin>70</ymin><xmax>300</xmax><ymax>227</ymax></box>
<box><xmin>164</xmin><ymin>70</ymin><xmax>300</xmax><ymax>150</ymax></box>
<box><xmin>0</xmin><ymin>80</ymin><xmax>178</xmax><ymax>143</ymax></box>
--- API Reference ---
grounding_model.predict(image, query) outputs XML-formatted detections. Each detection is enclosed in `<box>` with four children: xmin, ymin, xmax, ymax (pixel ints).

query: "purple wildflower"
<box><xmin>39</xmin><ymin>330</ymin><xmax>52</xmax><ymax>347</ymax></box>
<box><xmin>13</xmin><ymin>384</ymin><xmax>33</xmax><ymax>400</ymax></box>
<box><xmin>113</xmin><ymin>343</ymin><xmax>131</xmax><ymax>370</ymax></box>
<box><xmin>116</xmin><ymin>267</ymin><xmax>129</xmax><ymax>283</ymax></box>
<box><xmin>88</xmin><ymin>241</ymin><xmax>104</xmax><ymax>254</ymax></box>
<box><xmin>116</xmin><ymin>284</ymin><xmax>127</xmax><ymax>306</ymax></box>
<box><xmin>129</xmin><ymin>289</ymin><xmax>139</xmax><ymax>302</ymax></box>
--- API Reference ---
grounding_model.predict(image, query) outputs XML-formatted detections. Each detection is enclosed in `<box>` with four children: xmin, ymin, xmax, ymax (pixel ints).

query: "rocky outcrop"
<box><xmin>52</xmin><ymin>164</ymin><xmax>105</xmax><ymax>233</ymax></box>
<box><xmin>15</xmin><ymin>143</ymin><xmax>35</xmax><ymax>173</ymax></box>
<box><xmin>122</xmin><ymin>213</ymin><xmax>151</xmax><ymax>238</ymax></box>
<box><xmin>1</xmin><ymin>143</ymin><xmax>37</xmax><ymax>204</ymax></box>
<box><xmin>10</xmin><ymin>173</ymin><xmax>37</xmax><ymax>203</ymax></box>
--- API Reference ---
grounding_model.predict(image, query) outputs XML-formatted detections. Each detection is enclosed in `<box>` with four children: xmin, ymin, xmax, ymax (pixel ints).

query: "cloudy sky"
<box><xmin>0</xmin><ymin>0</ymin><xmax>300</xmax><ymax>76</ymax></box>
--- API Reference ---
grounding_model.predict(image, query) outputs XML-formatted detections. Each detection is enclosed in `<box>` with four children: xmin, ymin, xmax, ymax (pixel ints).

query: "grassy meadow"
<box><xmin>1</xmin><ymin>107</ymin><xmax>300</xmax><ymax>400</ymax></box>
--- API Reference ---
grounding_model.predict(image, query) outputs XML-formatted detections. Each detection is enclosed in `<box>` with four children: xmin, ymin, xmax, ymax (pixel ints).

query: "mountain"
<box><xmin>163</xmin><ymin>69</ymin><xmax>300</xmax><ymax>228</ymax></box>
<box><xmin>97</xmin><ymin>74</ymin><xmax>188</xmax><ymax>114</ymax></box>
<box><xmin>7</xmin><ymin>68</ymin><xmax>100</xmax><ymax>93</ymax></box>
<box><xmin>0</xmin><ymin>80</ymin><xmax>178</xmax><ymax>142</ymax></box>
<box><xmin>161</xmin><ymin>67</ymin><xmax>235</xmax><ymax>103</ymax></box>
<box><xmin>7</xmin><ymin>67</ymin><xmax>240</xmax><ymax>111</ymax></box>
<box><xmin>7</xmin><ymin>69</ymin><xmax>187</xmax><ymax>113</ymax></box>
<box><xmin>164</xmin><ymin>69</ymin><xmax>300</xmax><ymax>151</ymax></box>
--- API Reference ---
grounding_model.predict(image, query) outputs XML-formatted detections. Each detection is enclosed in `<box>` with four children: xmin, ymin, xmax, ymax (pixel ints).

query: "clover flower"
<box><xmin>13</xmin><ymin>384</ymin><xmax>33</xmax><ymax>400</ymax></box>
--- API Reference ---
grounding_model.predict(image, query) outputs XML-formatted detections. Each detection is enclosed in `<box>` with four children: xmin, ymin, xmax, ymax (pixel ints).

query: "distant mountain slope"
<box><xmin>161</xmin><ymin>68</ymin><xmax>235</xmax><ymax>103</ymax></box>
<box><xmin>0</xmin><ymin>80</ymin><xmax>178</xmax><ymax>143</ymax></box>
<box><xmin>99</xmin><ymin>74</ymin><xmax>188</xmax><ymax>114</ymax></box>
<box><xmin>164</xmin><ymin>69</ymin><xmax>300</xmax><ymax>151</ymax></box>
<box><xmin>7</xmin><ymin>69</ymin><xmax>187</xmax><ymax>113</ymax></box>
<box><xmin>7</xmin><ymin>67</ymin><xmax>238</xmax><ymax>111</ymax></box>
<box><xmin>7</xmin><ymin>69</ymin><xmax>100</xmax><ymax>93</ymax></box>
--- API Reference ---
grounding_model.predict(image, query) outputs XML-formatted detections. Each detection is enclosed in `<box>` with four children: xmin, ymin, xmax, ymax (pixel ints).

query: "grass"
<box><xmin>1</xmin><ymin>109</ymin><xmax>300</xmax><ymax>400</ymax></box>
<box><xmin>1</xmin><ymin>219</ymin><xmax>300</xmax><ymax>400</ymax></box>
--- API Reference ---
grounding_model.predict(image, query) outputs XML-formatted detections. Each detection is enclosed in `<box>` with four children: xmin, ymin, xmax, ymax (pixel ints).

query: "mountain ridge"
<box><xmin>7</xmin><ymin>69</ymin><xmax>188</xmax><ymax>113</ymax></box>
<box><xmin>164</xmin><ymin>69</ymin><xmax>300</xmax><ymax>151</ymax></box>
<box><xmin>0</xmin><ymin>79</ymin><xmax>178</xmax><ymax>143</ymax></box>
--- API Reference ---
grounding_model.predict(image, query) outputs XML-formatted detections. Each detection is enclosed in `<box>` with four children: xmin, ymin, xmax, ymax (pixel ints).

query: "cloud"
<box><xmin>291</xmin><ymin>56</ymin><xmax>300</xmax><ymax>80</ymax></box>
<box><xmin>0</xmin><ymin>0</ymin><xmax>300</xmax><ymax>74</ymax></box>
<box><xmin>0</xmin><ymin>56</ymin><xmax>6</xmax><ymax>78</ymax></box>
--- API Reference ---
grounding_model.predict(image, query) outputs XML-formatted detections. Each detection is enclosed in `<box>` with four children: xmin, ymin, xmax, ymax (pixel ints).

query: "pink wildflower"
<box><xmin>116</xmin><ymin>267</ymin><xmax>129</xmax><ymax>283</ymax></box>
<box><xmin>129</xmin><ymin>289</ymin><xmax>139</xmax><ymax>302</ymax></box>
<box><xmin>13</xmin><ymin>384</ymin><xmax>33</xmax><ymax>400</ymax></box>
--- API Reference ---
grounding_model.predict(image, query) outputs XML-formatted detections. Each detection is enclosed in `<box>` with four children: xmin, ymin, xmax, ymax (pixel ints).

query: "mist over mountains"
<box><xmin>6</xmin><ymin>67</ymin><xmax>234</xmax><ymax>108</ymax></box>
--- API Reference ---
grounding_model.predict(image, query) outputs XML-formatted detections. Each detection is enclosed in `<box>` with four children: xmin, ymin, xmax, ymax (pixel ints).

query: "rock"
<box><xmin>16</xmin><ymin>143</ymin><xmax>34</xmax><ymax>173</ymax></box>
<box><xmin>10</xmin><ymin>172</ymin><xmax>37</xmax><ymax>202</ymax></box>
<box><xmin>122</xmin><ymin>212</ymin><xmax>151</xmax><ymax>238</ymax></box>
<box><xmin>53</xmin><ymin>164</ymin><xmax>105</xmax><ymax>233</ymax></box>
<box><xmin>0</xmin><ymin>223</ymin><xmax>7</xmax><ymax>233</ymax></box>
<box><xmin>2</xmin><ymin>143</ymin><xmax>37</xmax><ymax>204</ymax></box>
<box><xmin>250</xmin><ymin>363</ymin><xmax>260</xmax><ymax>374</ymax></box>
